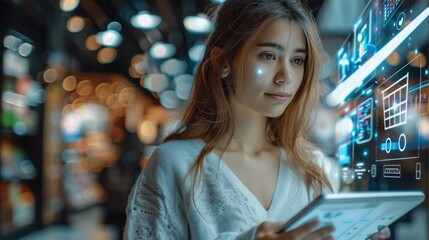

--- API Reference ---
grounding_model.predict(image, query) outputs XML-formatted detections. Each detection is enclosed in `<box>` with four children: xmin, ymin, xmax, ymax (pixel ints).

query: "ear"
<box><xmin>210</xmin><ymin>47</ymin><xmax>231</xmax><ymax>78</ymax></box>
<box><xmin>221</xmin><ymin>64</ymin><xmax>231</xmax><ymax>79</ymax></box>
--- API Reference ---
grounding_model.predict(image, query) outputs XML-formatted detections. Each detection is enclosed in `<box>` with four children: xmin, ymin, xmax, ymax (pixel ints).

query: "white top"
<box><xmin>124</xmin><ymin>139</ymin><xmax>340</xmax><ymax>239</ymax></box>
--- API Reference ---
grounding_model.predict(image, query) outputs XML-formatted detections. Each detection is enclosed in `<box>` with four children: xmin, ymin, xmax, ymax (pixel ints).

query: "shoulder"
<box><xmin>154</xmin><ymin>138</ymin><xmax>204</xmax><ymax>159</ymax></box>
<box><xmin>146</xmin><ymin>139</ymin><xmax>205</xmax><ymax>172</ymax></box>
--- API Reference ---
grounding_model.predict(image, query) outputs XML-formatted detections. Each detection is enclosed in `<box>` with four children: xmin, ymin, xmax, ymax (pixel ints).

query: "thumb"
<box><xmin>256</xmin><ymin>222</ymin><xmax>286</xmax><ymax>237</ymax></box>
<box><xmin>368</xmin><ymin>225</ymin><xmax>390</xmax><ymax>240</ymax></box>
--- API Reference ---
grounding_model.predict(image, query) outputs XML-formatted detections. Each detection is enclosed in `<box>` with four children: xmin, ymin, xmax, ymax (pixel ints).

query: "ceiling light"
<box><xmin>18</xmin><ymin>42</ymin><xmax>34</xmax><ymax>57</ymax></box>
<box><xmin>149</xmin><ymin>42</ymin><xmax>176</xmax><ymax>59</ymax></box>
<box><xmin>143</xmin><ymin>74</ymin><xmax>169</xmax><ymax>92</ymax></box>
<box><xmin>67</xmin><ymin>16</ymin><xmax>85</xmax><ymax>33</ymax></box>
<box><xmin>3</xmin><ymin>35</ymin><xmax>22</xmax><ymax>51</ymax></box>
<box><xmin>174</xmin><ymin>74</ymin><xmax>194</xmax><ymax>100</ymax></box>
<box><xmin>85</xmin><ymin>35</ymin><xmax>100</xmax><ymax>51</ymax></box>
<box><xmin>96</xmin><ymin>30</ymin><xmax>122</xmax><ymax>48</ymax></box>
<box><xmin>189</xmin><ymin>42</ymin><xmax>205</xmax><ymax>62</ymax></box>
<box><xmin>107</xmin><ymin>21</ymin><xmax>122</xmax><ymax>32</ymax></box>
<box><xmin>137</xmin><ymin>120</ymin><xmax>158</xmax><ymax>144</ymax></box>
<box><xmin>59</xmin><ymin>0</ymin><xmax>80</xmax><ymax>12</ymax></box>
<box><xmin>160</xmin><ymin>58</ymin><xmax>187</xmax><ymax>76</ymax></box>
<box><xmin>97</xmin><ymin>48</ymin><xmax>117</xmax><ymax>64</ymax></box>
<box><xmin>183</xmin><ymin>15</ymin><xmax>212</xmax><ymax>34</ymax></box>
<box><xmin>131</xmin><ymin>11</ymin><xmax>162</xmax><ymax>30</ymax></box>
<box><xmin>160</xmin><ymin>90</ymin><xmax>180</xmax><ymax>109</ymax></box>
<box><xmin>210</xmin><ymin>0</ymin><xmax>226</xmax><ymax>4</ymax></box>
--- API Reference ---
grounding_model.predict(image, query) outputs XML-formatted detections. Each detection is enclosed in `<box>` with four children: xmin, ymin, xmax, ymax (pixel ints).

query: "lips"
<box><xmin>266</xmin><ymin>92</ymin><xmax>290</xmax><ymax>97</ymax></box>
<box><xmin>265</xmin><ymin>92</ymin><xmax>291</xmax><ymax>101</ymax></box>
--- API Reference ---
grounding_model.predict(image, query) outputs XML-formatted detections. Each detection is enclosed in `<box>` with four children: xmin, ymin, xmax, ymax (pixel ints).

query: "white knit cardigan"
<box><xmin>124</xmin><ymin>139</ymin><xmax>340</xmax><ymax>239</ymax></box>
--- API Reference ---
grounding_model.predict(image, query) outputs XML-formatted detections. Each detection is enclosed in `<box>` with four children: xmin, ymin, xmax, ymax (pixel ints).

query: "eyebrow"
<box><xmin>256</xmin><ymin>42</ymin><xmax>307</xmax><ymax>54</ymax></box>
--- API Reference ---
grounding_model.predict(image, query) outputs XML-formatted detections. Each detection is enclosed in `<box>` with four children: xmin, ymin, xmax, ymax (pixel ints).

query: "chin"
<box><xmin>263</xmin><ymin>111</ymin><xmax>284</xmax><ymax>118</ymax></box>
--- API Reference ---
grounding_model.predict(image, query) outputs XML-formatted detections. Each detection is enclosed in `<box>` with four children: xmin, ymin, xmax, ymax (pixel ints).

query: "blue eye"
<box><xmin>259</xmin><ymin>52</ymin><xmax>276</xmax><ymax>61</ymax></box>
<box><xmin>292</xmin><ymin>57</ymin><xmax>305</xmax><ymax>65</ymax></box>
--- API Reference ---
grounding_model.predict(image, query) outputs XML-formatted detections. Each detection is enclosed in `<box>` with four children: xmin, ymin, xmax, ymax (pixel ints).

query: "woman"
<box><xmin>124</xmin><ymin>0</ymin><xmax>390</xmax><ymax>239</ymax></box>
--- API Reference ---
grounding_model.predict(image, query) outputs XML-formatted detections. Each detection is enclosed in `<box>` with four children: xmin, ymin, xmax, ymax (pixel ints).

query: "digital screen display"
<box><xmin>337</xmin><ymin>34</ymin><xmax>353</xmax><ymax>83</ymax></box>
<box><xmin>326</xmin><ymin>1</ymin><xmax>428</xmax><ymax>237</ymax></box>
<box><xmin>353</xmin><ymin>1</ymin><xmax>379</xmax><ymax>67</ymax></box>
<box><xmin>384</xmin><ymin>0</ymin><xmax>405</xmax><ymax>25</ymax></box>
<box><xmin>331</xmin><ymin>0</ymin><xmax>428</xmax><ymax>194</ymax></box>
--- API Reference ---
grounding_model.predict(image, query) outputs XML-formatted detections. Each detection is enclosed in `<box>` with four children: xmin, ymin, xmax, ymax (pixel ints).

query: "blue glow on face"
<box><xmin>254</xmin><ymin>66</ymin><xmax>266</xmax><ymax>83</ymax></box>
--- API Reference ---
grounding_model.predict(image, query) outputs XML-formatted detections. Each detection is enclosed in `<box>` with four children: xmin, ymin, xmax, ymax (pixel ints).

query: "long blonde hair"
<box><xmin>165</xmin><ymin>0</ymin><xmax>332</xmax><ymax>198</ymax></box>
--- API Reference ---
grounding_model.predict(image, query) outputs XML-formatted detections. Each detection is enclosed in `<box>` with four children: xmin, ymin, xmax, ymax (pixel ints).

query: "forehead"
<box><xmin>253</xmin><ymin>18</ymin><xmax>306</xmax><ymax>50</ymax></box>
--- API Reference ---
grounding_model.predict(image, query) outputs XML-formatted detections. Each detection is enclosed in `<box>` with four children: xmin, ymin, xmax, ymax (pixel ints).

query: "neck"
<box><xmin>223</xmin><ymin>102</ymin><xmax>270</xmax><ymax>152</ymax></box>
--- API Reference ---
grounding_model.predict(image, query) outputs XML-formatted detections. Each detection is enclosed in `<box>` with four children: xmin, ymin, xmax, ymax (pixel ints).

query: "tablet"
<box><xmin>277</xmin><ymin>191</ymin><xmax>425</xmax><ymax>239</ymax></box>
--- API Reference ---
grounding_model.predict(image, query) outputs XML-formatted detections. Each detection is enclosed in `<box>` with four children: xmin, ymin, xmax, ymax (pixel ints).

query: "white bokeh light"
<box><xmin>131</xmin><ymin>11</ymin><xmax>162</xmax><ymax>29</ymax></box>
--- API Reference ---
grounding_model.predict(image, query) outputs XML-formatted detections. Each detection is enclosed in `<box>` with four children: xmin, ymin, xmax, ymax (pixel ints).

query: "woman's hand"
<box><xmin>369</xmin><ymin>226</ymin><xmax>391</xmax><ymax>240</ymax></box>
<box><xmin>255</xmin><ymin>219</ymin><xmax>335</xmax><ymax>240</ymax></box>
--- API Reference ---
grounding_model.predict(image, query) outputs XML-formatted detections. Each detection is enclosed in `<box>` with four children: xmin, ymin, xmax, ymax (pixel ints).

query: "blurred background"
<box><xmin>0</xmin><ymin>0</ymin><xmax>428</xmax><ymax>239</ymax></box>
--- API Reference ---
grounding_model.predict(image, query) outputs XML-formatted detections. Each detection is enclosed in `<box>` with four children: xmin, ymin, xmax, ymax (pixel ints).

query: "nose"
<box><xmin>274</xmin><ymin>61</ymin><xmax>291</xmax><ymax>85</ymax></box>
<box><xmin>274</xmin><ymin>77</ymin><xmax>288</xmax><ymax>84</ymax></box>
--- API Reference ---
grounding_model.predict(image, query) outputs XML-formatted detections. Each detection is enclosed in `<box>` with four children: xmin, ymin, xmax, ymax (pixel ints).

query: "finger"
<box><xmin>295</xmin><ymin>218</ymin><xmax>321</xmax><ymax>231</ymax></box>
<box><xmin>292</xmin><ymin>218</ymin><xmax>320</xmax><ymax>234</ymax></box>
<box><xmin>322</xmin><ymin>236</ymin><xmax>335</xmax><ymax>240</ymax></box>
<box><xmin>378</xmin><ymin>226</ymin><xmax>391</xmax><ymax>239</ymax></box>
<box><xmin>302</xmin><ymin>224</ymin><xmax>335</xmax><ymax>240</ymax></box>
<box><xmin>282</xmin><ymin>219</ymin><xmax>320</xmax><ymax>239</ymax></box>
<box><xmin>260</xmin><ymin>221</ymin><xmax>286</xmax><ymax>233</ymax></box>
<box><xmin>368</xmin><ymin>226</ymin><xmax>391</xmax><ymax>240</ymax></box>
<box><xmin>256</xmin><ymin>222</ymin><xmax>286</xmax><ymax>238</ymax></box>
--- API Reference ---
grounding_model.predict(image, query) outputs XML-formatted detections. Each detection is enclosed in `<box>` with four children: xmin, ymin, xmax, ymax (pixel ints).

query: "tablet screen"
<box><xmin>278</xmin><ymin>191</ymin><xmax>425</xmax><ymax>239</ymax></box>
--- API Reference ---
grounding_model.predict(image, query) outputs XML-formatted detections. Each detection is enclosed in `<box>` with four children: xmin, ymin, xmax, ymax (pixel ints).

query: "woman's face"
<box><xmin>232</xmin><ymin>18</ymin><xmax>307</xmax><ymax>118</ymax></box>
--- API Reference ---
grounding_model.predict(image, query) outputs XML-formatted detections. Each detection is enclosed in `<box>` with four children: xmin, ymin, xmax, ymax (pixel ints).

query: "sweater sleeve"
<box><xmin>124</xmin><ymin>140</ymin><xmax>263</xmax><ymax>240</ymax></box>
<box><xmin>213</xmin><ymin>226</ymin><xmax>259</xmax><ymax>240</ymax></box>
<box><xmin>124</xmin><ymin>147</ymin><xmax>188</xmax><ymax>240</ymax></box>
